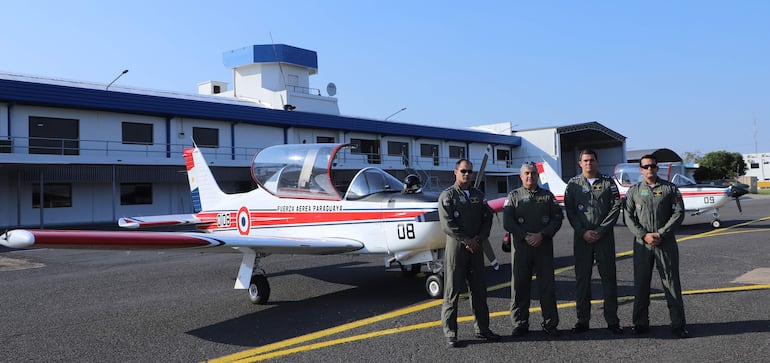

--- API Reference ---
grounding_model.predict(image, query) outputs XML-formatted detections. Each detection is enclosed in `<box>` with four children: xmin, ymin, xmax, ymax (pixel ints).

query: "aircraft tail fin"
<box><xmin>536</xmin><ymin>161</ymin><xmax>568</xmax><ymax>195</ymax></box>
<box><xmin>184</xmin><ymin>147</ymin><xmax>227</xmax><ymax>212</ymax></box>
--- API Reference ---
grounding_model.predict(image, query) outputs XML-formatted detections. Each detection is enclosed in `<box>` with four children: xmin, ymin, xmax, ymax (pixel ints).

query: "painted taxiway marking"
<box><xmin>209</xmin><ymin>216</ymin><xmax>770</xmax><ymax>363</ymax></box>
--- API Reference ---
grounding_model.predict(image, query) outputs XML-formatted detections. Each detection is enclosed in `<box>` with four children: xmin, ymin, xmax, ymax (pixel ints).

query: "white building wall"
<box><xmin>744</xmin><ymin>153</ymin><xmax>770</xmax><ymax>181</ymax></box>
<box><xmin>512</xmin><ymin>128</ymin><xmax>560</xmax><ymax>174</ymax></box>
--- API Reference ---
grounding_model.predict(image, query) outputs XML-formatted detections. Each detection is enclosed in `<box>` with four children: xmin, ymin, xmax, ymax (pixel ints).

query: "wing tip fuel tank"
<box><xmin>0</xmin><ymin>230</ymin><xmax>35</xmax><ymax>249</ymax></box>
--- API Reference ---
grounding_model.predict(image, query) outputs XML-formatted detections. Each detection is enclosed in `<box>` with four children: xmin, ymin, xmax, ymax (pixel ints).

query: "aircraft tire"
<box><xmin>425</xmin><ymin>273</ymin><xmax>444</xmax><ymax>299</ymax></box>
<box><xmin>711</xmin><ymin>219</ymin><xmax>721</xmax><ymax>228</ymax></box>
<box><xmin>248</xmin><ymin>274</ymin><xmax>271</xmax><ymax>305</ymax></box>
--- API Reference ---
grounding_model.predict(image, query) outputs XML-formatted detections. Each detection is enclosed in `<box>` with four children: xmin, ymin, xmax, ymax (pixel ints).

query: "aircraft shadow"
<box><xmin>186</xmin><ymin>262</ymin><xmax>440</xmax><ymax>346</ymax></box>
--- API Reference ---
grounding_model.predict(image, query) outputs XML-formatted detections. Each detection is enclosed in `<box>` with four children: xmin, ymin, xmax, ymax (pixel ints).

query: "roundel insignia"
<box><xmin>237</xmin><ymin>206</ymin><xmax>250</xmax><ymax>235</ymax></box>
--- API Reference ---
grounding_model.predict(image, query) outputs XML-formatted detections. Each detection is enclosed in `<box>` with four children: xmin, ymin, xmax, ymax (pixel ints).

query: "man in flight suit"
<box><xmin>503</xmin><ymin>162</ymin><xmax>564</xmax><ymax>337</ymax></box>
<box><xmin>564</xmin><ymin>150</ymin><xmax>623</xmax><ymax>335</ymax></box>
<box><xmin>624</xmin><ymin>154</ymin><xmax>690</xmax><ymax>338</ymax></box>
<box><xmin>438</xmin><ymin>159</ymin><xmax>501</xmax><ymax>348</ymax></box>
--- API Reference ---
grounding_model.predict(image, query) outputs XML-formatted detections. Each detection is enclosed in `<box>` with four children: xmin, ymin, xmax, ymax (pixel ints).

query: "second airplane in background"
<box><xmin>536</xmin><ymin>160</ymin><xmax>748</xmax><ymax>228</ymax></box>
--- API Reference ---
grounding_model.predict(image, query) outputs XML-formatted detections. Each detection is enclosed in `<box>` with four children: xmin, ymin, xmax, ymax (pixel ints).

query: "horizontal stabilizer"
<box><xmin>118</xmin><ymin>214</ymin><xmax>211</xmax><ymax>229</ymax></box>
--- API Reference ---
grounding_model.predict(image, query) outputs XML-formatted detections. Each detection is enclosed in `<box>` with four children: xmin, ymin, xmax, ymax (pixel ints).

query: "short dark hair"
<box><xmin>639</xmin><ymin>154</ymin><xmax>657</xmax><ymax>166</ymax></box>
<box><xmin>579</xmin><ymin>149</ymin><xmax>598</xmax><ymax>161</ymax></box>
<box><xmin>455</xmin><ymin>159</ymin><xmax>472</xmax><ymax>169</ymax></box>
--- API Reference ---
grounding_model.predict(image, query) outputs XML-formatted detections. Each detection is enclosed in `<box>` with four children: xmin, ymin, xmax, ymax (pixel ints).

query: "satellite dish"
<box><xmin>326</xmin><ymin>82</ymin><xmax>337</xmax><ymax>96</ymax></box>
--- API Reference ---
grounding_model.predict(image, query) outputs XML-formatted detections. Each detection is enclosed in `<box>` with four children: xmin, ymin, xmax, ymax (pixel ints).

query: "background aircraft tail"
<box><xmin>184</xmin><ymin>147</ymin><xmax>227</xmax><ymax>212</ymax></box>
<box><xmin>536</xmin><ymin>161</ymin><xmax>568</xmax><ymax>195</ymax></box>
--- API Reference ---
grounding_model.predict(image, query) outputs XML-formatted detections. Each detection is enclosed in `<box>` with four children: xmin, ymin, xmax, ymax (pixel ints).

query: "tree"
<box><xmin>693</xmin><ymin>150</ymin><xmax>745</xmax><ymax>182</ymax></box>
<box><xmin>681</xmin><ymin>151</ymin><xmax>702</xmax><ymax>164</ymax></box>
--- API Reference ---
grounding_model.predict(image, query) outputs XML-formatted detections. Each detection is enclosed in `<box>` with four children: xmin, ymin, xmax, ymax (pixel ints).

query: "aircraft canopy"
<box><xmin>251</xmin><ymin>143</ymin><xmax>404</xmax><ymax>200</ymax></box>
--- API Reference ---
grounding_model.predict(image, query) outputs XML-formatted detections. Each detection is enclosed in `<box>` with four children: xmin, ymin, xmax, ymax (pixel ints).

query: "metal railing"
<box><xmin>0</xmin><ymin>136</ymin><xmax>262</xmax><ymax>163</ymax></box>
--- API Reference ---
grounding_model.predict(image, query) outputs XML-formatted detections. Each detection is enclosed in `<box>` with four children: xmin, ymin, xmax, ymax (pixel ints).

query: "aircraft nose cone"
<box><xmin>730</xmin><ymin>185</ymin><xmax>749</xmax><ymax>198</ymax></box>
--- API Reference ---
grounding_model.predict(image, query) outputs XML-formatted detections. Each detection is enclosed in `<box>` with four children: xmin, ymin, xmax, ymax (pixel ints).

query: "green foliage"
<box><xmin>693</xmin><ymin>150</ymin><xmax>745</xmax><ymax>182</ymax></box>
<box><xmin>682</xmin><ymin>151</ymin><xmax>702</xmax><ymax>164</ymax></box>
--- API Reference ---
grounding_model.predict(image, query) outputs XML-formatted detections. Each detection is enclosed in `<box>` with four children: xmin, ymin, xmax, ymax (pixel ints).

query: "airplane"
<box><xmin>1</xmin><ymin>143</ymin><xmax>503</xmax><ymax>304</ymax></box>
<box><xmin>536</xmin><ymin>160</ymin><xmax>749</xmax><ymax>228</ymax></box>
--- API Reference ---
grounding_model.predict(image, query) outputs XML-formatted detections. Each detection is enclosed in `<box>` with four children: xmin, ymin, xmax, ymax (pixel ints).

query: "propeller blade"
<box><xmin>735</xmin><ymin>197</ymin><xmax>743</xmax><ymax>213</ymax></box>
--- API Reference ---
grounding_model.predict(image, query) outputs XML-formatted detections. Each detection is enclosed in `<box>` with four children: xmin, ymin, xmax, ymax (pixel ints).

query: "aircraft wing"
<box><xmin>0</xmin><ymin>229</ymin><xmax>364</xmax><ymax>255</ymax></box>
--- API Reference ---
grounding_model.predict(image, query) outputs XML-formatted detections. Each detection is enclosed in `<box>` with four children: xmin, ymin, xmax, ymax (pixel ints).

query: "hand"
<box><xmin>465</xmin><ymin>239</ymin><xmax>481</xmax><ymax>254</ymax></box>
<box><xmin>643</xmin><ymin>232</ymin><xmax>662</xmax><ymax>246</ymax></box>
<box><xmin>525</xmin><ymin>232</ymin><xmax>543</xmax><ymax>247</ymax></box>
<box><xmin>583</xmin><ymin>230</ymin><xmax>600</xmax><ymax>243</ymax></box>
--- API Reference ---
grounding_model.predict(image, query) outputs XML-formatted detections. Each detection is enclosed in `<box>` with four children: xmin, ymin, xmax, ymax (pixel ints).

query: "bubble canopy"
<box><xmin>250</xmin><ymin>143</ymin><xmax>404</xmax><ymax>200</ymax></box>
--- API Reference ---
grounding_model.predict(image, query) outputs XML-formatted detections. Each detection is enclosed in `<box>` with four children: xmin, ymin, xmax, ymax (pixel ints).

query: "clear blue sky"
<box><xmin>2</xmin><ymin>1</ymin><xmax>768</xmax><ymax>155</ymax></box>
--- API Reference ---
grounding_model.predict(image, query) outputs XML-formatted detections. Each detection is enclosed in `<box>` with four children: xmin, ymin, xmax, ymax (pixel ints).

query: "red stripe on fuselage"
<box><xmin>197</xmin><ymin>210</ymin><xmax>431</xmax><ymax>230</ymax></box>
<box><xmin>25</xmin><ymin>230</ymin><xmax>212</xmax><ymax>249</ymax></box>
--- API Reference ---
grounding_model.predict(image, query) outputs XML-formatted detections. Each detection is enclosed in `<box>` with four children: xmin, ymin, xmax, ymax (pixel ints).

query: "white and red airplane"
<box><xmin>1</xmin><ymin>143</ymin><xmax>504</xmax><ymax>304</ymax></box>
<box><xmin>536</xmin><ymin>161</ymin><xmax>748</xmax><ymax>228</ymax></box>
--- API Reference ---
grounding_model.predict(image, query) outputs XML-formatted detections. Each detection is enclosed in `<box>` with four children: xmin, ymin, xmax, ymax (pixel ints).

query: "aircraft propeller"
<box><xmin>728</xmin><ymin>184</ymin><xmax>749</xmax><ymax>213</ymax></box>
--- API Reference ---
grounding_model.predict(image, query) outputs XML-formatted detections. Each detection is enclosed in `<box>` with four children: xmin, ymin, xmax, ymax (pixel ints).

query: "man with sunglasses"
<box><xmin>565</xmin><ymin>150</ymin><xmax>623</xmax><ymax>335</ymax></box>
<box><xmin>503</xmin><ymin>162</ymin><xmax>564</xmax><ymax>338</ymax></box>
<box><xmin>624</xmin><ymin>154</ymin><xmax>689</xmax><ymax>338</ymax></box>
<box><xmin>438</xmin><ymin>159</ymin><xmax>500</xmax><ymax>347</ymax></box>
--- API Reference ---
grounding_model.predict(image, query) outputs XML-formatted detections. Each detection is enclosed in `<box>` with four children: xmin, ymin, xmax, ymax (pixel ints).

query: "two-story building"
<box><xmin>0</xmin><ymin>44</ymin><xmax>528</xmax><ymax>228</ymax></box>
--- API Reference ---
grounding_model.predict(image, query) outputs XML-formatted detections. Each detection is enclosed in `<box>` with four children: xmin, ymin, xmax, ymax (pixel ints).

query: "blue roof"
<box><xmin>223</xmin><ymin>44</ymin><xmax>318</xmax><ymax>70</ymax></box>
<box><xmin>0</xmin><ymin>77</ymin><xmax>520</xmax><ymax>147</ymax></box>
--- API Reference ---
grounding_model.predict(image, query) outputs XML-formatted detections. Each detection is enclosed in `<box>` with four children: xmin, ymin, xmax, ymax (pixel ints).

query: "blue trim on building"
<box><xmin>0</xmin><ymin>78</ymin><xmax>520</xmax><ymax>146</ymax></box>
<box><xmin>223</xmin><ymin>44</ymin><xmax>318</xmax><ymax>70</ymax></box>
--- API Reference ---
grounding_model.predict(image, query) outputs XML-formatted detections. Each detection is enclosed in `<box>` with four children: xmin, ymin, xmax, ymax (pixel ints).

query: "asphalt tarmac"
<box><xmin>1</xmin><ymin>195</ymin><xmax>769</xmax><ymax>362</ymax></box>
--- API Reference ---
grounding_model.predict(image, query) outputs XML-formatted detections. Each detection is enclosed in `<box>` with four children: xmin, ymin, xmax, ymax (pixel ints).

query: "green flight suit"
<box><xmin>565</xmin><ymin>174</ymin><xmax>622</xmax><ymax>327</ymax></box>
<box><xmin>624</xmin><ymin>179</ymin><xmax>686</xmax><ymax>329</ymax></box>
<box><xmin>503</xmin><ymin>186</ymin><xmax>563</xmax><ymax>330</ymax></box>
<box><xmin>438</xmin><ymin>183</ymin><xmax>494</xmax><ymax>338</ymax></box>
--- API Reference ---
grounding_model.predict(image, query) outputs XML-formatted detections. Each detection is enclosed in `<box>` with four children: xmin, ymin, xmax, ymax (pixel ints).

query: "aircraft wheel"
<box><xmin>711</xmin><ymin>219</ymin><xmax>722</xmax><ymax>228</ymax></box>
<box><xmin>400</xmin><ymin>263</ymin><xmax>421</xmax><ymax>278</ymax></box>
<box><xmin>248</xmin><ymin>274</ymin><xmax>271</xmax><ymax>305</ymax></box>
<box><xmin>425</xmin><ymin>274</ymin><xmax>444</xmax><ymax>299</ymax></box>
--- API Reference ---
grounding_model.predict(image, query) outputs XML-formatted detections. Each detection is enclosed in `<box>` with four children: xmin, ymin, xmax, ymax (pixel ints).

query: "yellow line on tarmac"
<box><xmin>208</xmin><ymin>216</ymin><xmax>770</xmax><ymax>362</ymax></box>
<box><xmin>225</xmin><ymin>284</ymin><xmax>770</xmax><ymax>362</ymax></box>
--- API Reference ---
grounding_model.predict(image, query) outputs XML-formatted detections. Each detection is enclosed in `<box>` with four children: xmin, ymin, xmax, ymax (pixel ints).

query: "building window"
<box><xmin>32</xmin><ymin>183</ymin><xmax>72</xmax><ymax>208</ymax></box>
<box><xmin>497</xmin><ymin>180</ymin><xmax>508</xmax><ymax>194</ymax></box>
<box><xmin>387</xmin><ymin>141</ymin><xmax>409</xmax><ymax>165</ymax></box>
<box><xmin>122</xmin><ymin>122</ymin><xmax>153</xmax><ymax>145</ymax></box>
<box><xmin>497</xmin><ymin>148</ymin><xmax>511</xmax><ymax>168</ymax></box>
<box><xmin>316</xmin><ymin>136</ymin><xmax>335</xmax><ymax>143</ymax></box>
<box><xmin>420</xmin><ymin>143</ymin><xmax>439</xmax><ymax>166</ymax></box>
<box><xmin>28</xmin><ymin>116</ymin><xmax>79</xmax><ymax>155</ymax></box>
<box><xmin>750</xmin><ymin>162</ymin><xmax>759</xmax><ymax>169</ymax></box>
<box><xmin>350</xmin><ymin>138</ymin><xmax>381</xmax><ymax>164</ymax></box>
<box><xmin>193</xmin><ymin>127</ymin><xmax>219</xmax><ymax>148</ymax></box>
<box><xmin>449</xmin><ymin>145</ymin><xmax>465</xmax><ymax>159</ymax></box>
<box><xmin>120</xmin><ymin>183</ymin><xmax>153</xmax><ymax>205</ymax></box>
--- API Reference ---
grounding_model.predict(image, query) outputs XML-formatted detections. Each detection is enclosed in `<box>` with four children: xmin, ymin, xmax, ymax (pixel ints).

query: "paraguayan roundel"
<box><xmin>237</xmin><ymin>206</ymin><xmax>251</xmax><ymax>235</ymax></box>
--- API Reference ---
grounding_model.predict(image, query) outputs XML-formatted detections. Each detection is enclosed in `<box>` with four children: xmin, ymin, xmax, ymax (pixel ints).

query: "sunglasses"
<box><xmin>640</xmin><ymin>164</ymin><xmax>658</xmax><ymax>170</ymax></box>
<box><xmin>459</xmin><ymin>169</ymin><xmax>473</xmax><ymax>174</ymax></box>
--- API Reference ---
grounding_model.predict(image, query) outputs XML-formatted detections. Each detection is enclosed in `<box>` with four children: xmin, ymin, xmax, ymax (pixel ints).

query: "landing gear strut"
<box><xmin>711</xmin><ymin>210</ymin><xmax>722</xmax><ymax>229</ymax></box>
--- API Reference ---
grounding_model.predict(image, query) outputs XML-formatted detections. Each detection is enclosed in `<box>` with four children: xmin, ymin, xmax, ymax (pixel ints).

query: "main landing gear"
<box><xmin>425</xmin><ymin>273</ymin><xmax>444</xmax><ymax>299</ymax></box>
<box><xmin>237</xmin><ymin>249</ymin><xmax>271</xmax><ymax>305</ymax></box>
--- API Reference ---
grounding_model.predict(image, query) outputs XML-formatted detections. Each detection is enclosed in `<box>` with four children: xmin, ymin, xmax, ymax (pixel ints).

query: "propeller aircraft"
<box><xmin>1</xmin><ymin>143</ymin><xmax>504</xmax><ymax>304</ymax></box>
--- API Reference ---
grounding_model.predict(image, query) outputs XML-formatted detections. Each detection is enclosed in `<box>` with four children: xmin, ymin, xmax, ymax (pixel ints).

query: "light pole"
<box><xmin>385</xmin><ymin>107</ymin><xmax>407</xmax><ymax>121</ymax></box>
<box><xmin>106</xmin><ymin>69</ymin><xmax>129</xmax><ymax>90</ymax></box>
